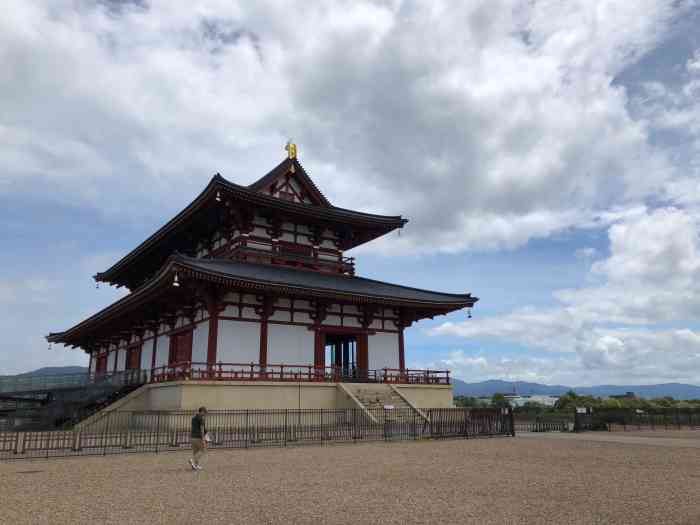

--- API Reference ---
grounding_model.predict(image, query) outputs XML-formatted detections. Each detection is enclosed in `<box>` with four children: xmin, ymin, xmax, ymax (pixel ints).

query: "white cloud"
<box><xmin>2</xmin><ymin>1</ymin><xmax>700</xmax><ymax>379</ymax></box>
<box><xmin>0</xmin><ymin>0</ymin><xmax>690</xmax><ymax>252</ymax></box>
<box><xmin>433</xmin><ymin>207</ymin><xmax>700</xmax><ymax>384</ymax></box>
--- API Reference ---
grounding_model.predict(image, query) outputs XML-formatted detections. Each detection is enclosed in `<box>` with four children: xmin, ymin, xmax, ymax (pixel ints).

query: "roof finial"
<box><xmin>285</xmin><ymin>140</ymin><xmax>297</xmax><ymax>160</ymax></box>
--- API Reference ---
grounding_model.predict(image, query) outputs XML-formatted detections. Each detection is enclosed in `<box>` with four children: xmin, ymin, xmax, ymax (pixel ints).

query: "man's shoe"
<box><xmin>189</xmin><ymin>459</ymin><xmax>196</xmax><ymax>470</ymax></box>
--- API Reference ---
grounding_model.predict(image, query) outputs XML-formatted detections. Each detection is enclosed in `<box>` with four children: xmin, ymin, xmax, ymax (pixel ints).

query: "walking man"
<box><xmin>189</xmin><ymin>406</ymin><xmax>208</xmax><ymax>471</ymax></box>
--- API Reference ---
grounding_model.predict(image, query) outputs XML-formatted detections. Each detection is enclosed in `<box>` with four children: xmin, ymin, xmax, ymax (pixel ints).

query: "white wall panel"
<box><xmin>222</xmin><ymin>305</ymin><xmax>239</xmax><ymax>317</ymax></box>
<box><xmin>107</xmin><ymin>350</ymin><xmax>116</xmax><ymax>371</ymax></box>
<box><xmin>368</xmin><ymin>333</ymin><xmax>399</xmax><ymax>370</ymax></box>
<box><xmin>269</xmin><ymin>310</ymin><xmax>290</xmax><ymax>322</ymax></box>
<box><xmin>217</xmin><ymin>320</ymin><xmax>260</xmax><ymax>364</ymax></box>
<box><xmin>116</xmin><ymin>349</ymin><xmax>126</xmax><ymax>372</ymax></box>
<box><xmin>343</xmin><ymin>316</ymin><xmax>361</xmax><ymax>328</ymax></box>
<box><xmin>192</xmin><ymin>322</ymin><xmax>209</xmax><ymax>364</ymax></box>
<box><xmin>267</xmin><ymin>325</ymin><xmax>314</xmax><ymax>366</ymax></box>
<box><xmin>294</xmin><ymin>312</ymin><xmax>312</xmax><ymax>324</ymax></box>
<box><xmin>140</xmin><ymin>343</ymin><xmax>153</xmax><ymax>371</ymax></box>
<box><xmin>324</xmin><ymin>315</ymin><xmax>341</xmax><ymax>326</ymax></box>
<box><xmin>155</xmin><ymin>335</ymin><xmax>170</xmax><ymax>367</ymax></box>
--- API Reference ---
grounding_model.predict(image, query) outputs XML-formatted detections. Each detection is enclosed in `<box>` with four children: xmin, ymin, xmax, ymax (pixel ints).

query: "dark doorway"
<box><xmin>325</xmin><ymin>333</ymin><xmax>368</xmax><ymax>380</ymax></box>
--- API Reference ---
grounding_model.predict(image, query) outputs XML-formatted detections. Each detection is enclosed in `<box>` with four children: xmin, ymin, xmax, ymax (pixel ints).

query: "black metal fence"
<box><xmin>514</xmin><ymin>411</ymin><xmax>573</xmax><ymax>433</ymax></box>
<box><xmin>514</xmin><ymin>407</ymin><xmax>700</xmax><ymax>433</ymax></box>
<box><xmin>582</xmin><ymin>408</ymin><xmax>700</xmax><ymax>432</ymax></box>
<box><xmin>0</xmin><ymin>407</ymin><xmax>514</xmax><ymax>460</ymax></box>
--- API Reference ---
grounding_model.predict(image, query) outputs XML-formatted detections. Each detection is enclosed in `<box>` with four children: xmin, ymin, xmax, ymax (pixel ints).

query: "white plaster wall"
<box><xmin>269</xmin><ymin>310</ymin><xmax>290</xmax><ymax>322</ymax></box>
<box><xmin>107</xmin><ymin>350</ymin><xmax>116</xmax><ymax>372</ymax></box>
<box><xmin>343</xmin><ymin>316</ymin><xmax>361</xmax><ymax>328</ymax></box>
<box><xmin>222</xmin><ymin>304</ymin><xmax>239</xmax><ymax>317</ymax></box>
<box><xmin>155</xmin><ymin>335</ymin><xmax>170</xmax><ymax>367</ymax></box>
<box><xmin>267</xmin><ymin>324</ymin><xmax>314</xmax><ymax>365</ymax></box>
<box><xmin>295</xmin><ymin>312</ymin><xmax>312</xmax><ymax>324</ymax></box>
<box><xmin>192</xmin><ymin>322</ymin><xmax>209</xmax><ymax>364</ymax></box>
<box><xmin>140</xmin><ymin>343</ymin><xmax>153</xmax><ymax>372</ymax></box>
<box><xmin>241</xmin><ymin>306</ymin><xmax>259</xmax><ymax>319</ymax></box>
<box><xmin>325</xmin><ymin>315</ymin><xmax>341</xmax><ymax>326</ymax></box>
<box><xmin>116</xmin><ymin>349</ymin><xmax>126</xmax><ymax>372</ymax></box>
<box><xmin>368</xmin><ymin>333</ymin><xmax>399</xmax><ymax>370</ymax></box>
<box><xmin>217</xmin><ymin>320</ymin><xmax>260</xmax><ymax>364</ymax></box>
<box><xmin>224</xmin><ymin>291</ymin><xmax>240</xmax><ymax>302</ymax></box>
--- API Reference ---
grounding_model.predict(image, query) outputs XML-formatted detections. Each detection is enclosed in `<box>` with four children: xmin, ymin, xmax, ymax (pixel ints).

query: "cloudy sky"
<box><xmin>2</xmin><ymin>0</ymin><xmax>700</xmax><ymax>386</ymax></box>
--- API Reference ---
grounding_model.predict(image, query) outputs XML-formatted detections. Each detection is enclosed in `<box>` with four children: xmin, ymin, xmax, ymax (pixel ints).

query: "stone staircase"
<box><xmin>342</xmin><ymin>384</ymin><xmax>426</xmax><ymax>423</ymax></box>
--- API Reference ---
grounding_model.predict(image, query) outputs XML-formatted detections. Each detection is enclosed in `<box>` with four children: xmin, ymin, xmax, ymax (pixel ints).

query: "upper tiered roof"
<box><xmin>95</xmin><ymin>155</ymin><xmax>407</xmax><ymax>289</ymax></box>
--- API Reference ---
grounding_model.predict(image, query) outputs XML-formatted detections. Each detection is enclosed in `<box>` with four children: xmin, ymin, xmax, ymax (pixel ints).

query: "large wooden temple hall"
<box><xmin>47</xmin><ymin>144</ymin><xmax>478</xmax><ymax>412</ymax></box>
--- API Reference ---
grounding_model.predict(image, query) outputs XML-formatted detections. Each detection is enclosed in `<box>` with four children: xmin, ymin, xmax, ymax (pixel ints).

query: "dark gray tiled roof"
<box><xmin>180</xmin><ymin>256</ymin><xmax>476</xmax><ymax>306</ymax></box>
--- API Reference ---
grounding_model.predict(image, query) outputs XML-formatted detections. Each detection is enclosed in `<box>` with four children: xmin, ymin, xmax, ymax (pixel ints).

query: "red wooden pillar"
<box><xmin>206</xmin><ymin>302</ymin><xmax>219</xmax><ymax>366</ymax></box>
<box><xmin>257</xmin><ymin>296</ymin><xmax>274</xmax><ymax>372</ymax></box>
<box><xmin>314</xmin><ymin>329</ymin><xmax>325</xmax><ymax>369</ymax></box>
<box><xmin>150</xmin><ymin>332</ymin><xmax>158</xmax><ymax>371</ymax></box>
<box><xmin>398</xmin><ymin>327</ymin><xmax>406</xmax><ymax>372</ymax></box>
<box><xmin>259</xmin><ymin>318</ymin><xmax>268</xmax><ymax>368</ymax></box>
<box><xmin>357</xmin><ymin>333</ymin><xmax>368</xmax><ymax>380</ymax></box>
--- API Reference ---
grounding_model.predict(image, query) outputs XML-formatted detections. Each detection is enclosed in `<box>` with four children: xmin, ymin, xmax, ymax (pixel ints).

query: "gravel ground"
<box><xmin>2</xmin><ymin>434</ymin><xmax>700</xmax><ymax>525</ymax></box>
<box><xmin>609</xmin><ymin>429</ymin><xmax>700</xmax><ymax>440</ymax></box>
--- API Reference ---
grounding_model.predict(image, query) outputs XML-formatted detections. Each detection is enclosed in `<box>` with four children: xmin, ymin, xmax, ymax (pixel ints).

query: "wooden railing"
<box><xmin>149</xmin><ymin>362</ymin><xmax>450</xmax><ymax>385</ymax></box>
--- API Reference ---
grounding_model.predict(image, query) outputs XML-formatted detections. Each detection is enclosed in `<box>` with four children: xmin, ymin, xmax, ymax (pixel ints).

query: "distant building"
<box><xmin>477</xmin><ymin>394</ymin><xmax>560</xmax><ymax>407</ymax></box>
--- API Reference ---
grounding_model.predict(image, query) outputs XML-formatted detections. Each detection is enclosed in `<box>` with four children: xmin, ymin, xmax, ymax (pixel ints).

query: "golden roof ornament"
<box><xmin>285</xmin><ymin>140</ymin><xmax>297</xmax><ymax>160</ymax></box>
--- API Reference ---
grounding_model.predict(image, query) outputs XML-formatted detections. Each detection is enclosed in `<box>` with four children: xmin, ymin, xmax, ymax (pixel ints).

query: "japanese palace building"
<box><xmin>47</xmin><ymin>145</ymin><xmax>477</xmax><ymax>412</ymax></box>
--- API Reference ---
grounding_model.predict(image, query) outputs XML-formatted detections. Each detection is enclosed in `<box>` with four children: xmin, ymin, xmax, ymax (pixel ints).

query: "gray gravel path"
<box><xmin>2</xmin><ymin>435</ymin><xmax>699</xmax><ymax>525</ymax></box>
<box><xmin>519</xmin><ymin>429</ymin><xmax>700</xmax><ymax>448</ymax></box>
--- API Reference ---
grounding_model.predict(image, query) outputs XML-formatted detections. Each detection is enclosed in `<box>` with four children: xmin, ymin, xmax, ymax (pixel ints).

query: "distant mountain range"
<box><xmin>452</xmin><ymin>379</ymin><xmax>700</xmax><ymax>400</ymax></box>
<box><xmin>1</xmin><ymin>366</ymin><xmax>88</xmax><ymax>379</ymax></box>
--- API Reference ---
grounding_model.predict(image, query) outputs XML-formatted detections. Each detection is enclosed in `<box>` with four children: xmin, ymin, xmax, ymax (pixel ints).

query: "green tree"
<box><xmin>491</xmin><ymin>393</ymin><xmax>510</xmax><ymax>408</ymax></box>
<box><xmin>454</xmin><ymin>396</ymin><xmax>483</xmax><ymax>408</ymax></box>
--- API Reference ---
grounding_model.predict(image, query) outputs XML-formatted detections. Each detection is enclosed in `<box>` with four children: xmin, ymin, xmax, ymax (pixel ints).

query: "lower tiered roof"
<box><xmin>48</xmin><ymin>254</ymin><xmax>477</xmax><ymax>350</ymax></box>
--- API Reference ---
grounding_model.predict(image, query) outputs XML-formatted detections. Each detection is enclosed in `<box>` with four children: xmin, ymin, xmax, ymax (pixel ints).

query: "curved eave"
<box><xmin>51</xmin><ymin>256</ymin><xmax>476</xmax><ymax>347</ymax></box>
<box><xmin>49</xmin><ymin>258</ymin><xmax>180</xmax><ymax>346</ymax></box>
<box><xmin>95</xmin><ymin>175</ymin><xmax>406</xmax><ymax>285</ymax></box>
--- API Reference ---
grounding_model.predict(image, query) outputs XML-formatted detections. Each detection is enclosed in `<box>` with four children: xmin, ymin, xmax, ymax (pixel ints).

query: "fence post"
<box><xmin>509</xmin><ymin>407</ymin><xmax>515</xmax><ymax>437</ymax></box>
<box><xmin>103</xmin><ymin>412</ymin><xmax>111</xmax><ymax>456</ymax></box>
<box><xmin>155</xmin><ymin>412</ymin><xmax>161</xmax><ymax>454</ymax></box>
<box><xmin>15</xmin><ymin>432</ymin><xmax>24</xmax><ymax>455</ymax></box>
<box><xmin>284</xmin><ymin>409</ymin><xmax>288</xmax><ymax>447</ymax></box>
<box><xmin>353</xmin><ymin>409</ymin><xmax>358</xmax><ymax>441</ymax></box>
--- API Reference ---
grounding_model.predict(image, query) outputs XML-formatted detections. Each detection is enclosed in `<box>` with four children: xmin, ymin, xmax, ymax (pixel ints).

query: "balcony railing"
<box><xmin>225</xmin><ymin>241</ymin><xmax>355</xmax><ymax>275</ymax></box>
<box><xmin>0</xmin><ymin>364</ymin><xmax>449</xmax><ymax>396</ymax></box>
<box><xmin>150</xmin><ymin>362</ymin><xmax>450</xmax><ymax>385</ymax></box>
